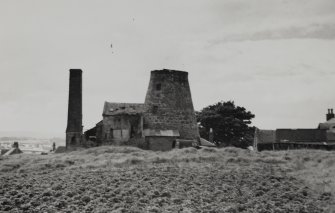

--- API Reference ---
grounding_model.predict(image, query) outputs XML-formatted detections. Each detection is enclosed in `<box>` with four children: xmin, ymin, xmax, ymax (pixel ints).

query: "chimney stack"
<box><xmin>326</xmin><ymin>108</ymin><xmax>334</xmax><ymax>121</ymax></box>
<box><xmin>66</xmin><ymin>69</ymin><xmax>83</xmax><ymax>148</ymax></box>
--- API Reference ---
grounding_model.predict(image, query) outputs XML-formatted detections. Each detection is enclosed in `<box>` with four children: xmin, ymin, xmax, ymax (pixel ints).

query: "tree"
<box><xmin>196</xmin><ymin>101</ymin><xmax>255</xmax><ymax>148</ymax></box>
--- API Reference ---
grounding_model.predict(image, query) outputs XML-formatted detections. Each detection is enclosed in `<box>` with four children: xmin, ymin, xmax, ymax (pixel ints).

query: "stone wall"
<box><xmin>66</xmin><ymin>132</ymin><xmax>83</xmax><ymax>147</ymax></box>
<box><xmin>144</xmin><ymin>69</ymin><xmax>199</xmax><ymax>140</ymax></box>
<box><xmin>102</xmin><ymin>114</ymin><xmax>143</xmax><ymax>144</ymax></box>
<box><xmin>145</xmin><ymin>136</ymin><xmax>175</xmax><ymax>151</ymax></box>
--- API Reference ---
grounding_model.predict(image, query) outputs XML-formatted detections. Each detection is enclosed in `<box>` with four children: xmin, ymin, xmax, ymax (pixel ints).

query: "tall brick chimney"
<box><xmin>66</xmin><ymin>69</ymin><xmax>83</xmax><ymax>148</ymax></box>
<box><xmin>326</xmin><ymin>108</ymin><xmax>334</xmax><ymax>121</ymax></box>
<box><xmin>144</xmin><ymin>69</ymin><xmax>199</xmax><ymax>140</ymax></box>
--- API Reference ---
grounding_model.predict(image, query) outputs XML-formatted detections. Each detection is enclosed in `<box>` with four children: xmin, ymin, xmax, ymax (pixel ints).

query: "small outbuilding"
<box><xmin>144</xmin><ymin>129</ymin><xmax>180</xmax><ymax>151</ymax></box>
<box><xmin>102</xmin><ymin>102</ymin><xmax>145</xmax><ymax>145</ymax></box>
<box><xmin>2</xmin><ymin>142</ymin><xmax>23</xmax><ymax>156</ymax></box>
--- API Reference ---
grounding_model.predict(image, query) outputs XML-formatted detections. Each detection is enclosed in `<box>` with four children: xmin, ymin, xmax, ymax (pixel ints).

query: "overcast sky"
<box><xmin>1</xmin><ymin>0</ymin><xmax>335</xmax><ymax>138</ymax></box>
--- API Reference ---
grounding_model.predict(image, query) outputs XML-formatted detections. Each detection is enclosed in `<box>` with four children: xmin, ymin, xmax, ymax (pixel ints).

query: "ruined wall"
<box><xmin>102</xmin><ymin>114</ymin><xmax>142</xmax><ymax>144</ymax></box>
<box><xmin>66</xmin><ymin>69</ymin><xmax>83</xmax><ymax>148</ymax></box>
<box><xmin>144</xmin><ymin>69</ymin><xmax>199</xmax><ymax>140</ymax></box>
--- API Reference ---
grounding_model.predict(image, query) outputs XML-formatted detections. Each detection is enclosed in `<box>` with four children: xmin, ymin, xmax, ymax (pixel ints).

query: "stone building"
<box><xmin>1</xmin><ymin>142</ymin><xmax>23</xmax><ymax>156</ymax></box>
<box><xmin>318</xmin><ymin>108</ymin><xmax>335</xmax><ymax>131</ymax></box>
<box><xmin>67</xmin><ymin>69</ymin><xmax>200</xmax><ymax>151</ymax></box>
<box><xmin>102</xmin><ymin>102</ymin><xmax>145</xmax><ymax>144</ymax></box>
<box><xmin>144</xmin><ymin>70</ymin><xmax>199</xmax><ymax>140</ymax></box>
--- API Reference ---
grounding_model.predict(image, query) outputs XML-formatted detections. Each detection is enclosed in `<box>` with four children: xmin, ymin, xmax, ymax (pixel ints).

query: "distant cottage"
<box><xmin>1</xmin><ymin>142</ymin><xmax>23</xmax><ymax>156</ymax></box>
<box><xmin>66</xmin><ymin>69</ymin><xmax>200</xmax><ymax>151</ymax></box>
<box><xmin>254</xmin><ymin>109</ymin><xmax>335</xmax><ymax>151</ymax></box>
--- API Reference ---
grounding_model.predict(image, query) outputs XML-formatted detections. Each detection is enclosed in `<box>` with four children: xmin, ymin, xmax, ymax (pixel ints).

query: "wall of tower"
<box><xmin>144</xmin><ymin>69</ymin><xmax>199</xmax><ymax>140</ymax></box>
<box><xmin>66</xmin><ymin>69</ymin><xmax>83</xmax><ymax>148</ymax></box>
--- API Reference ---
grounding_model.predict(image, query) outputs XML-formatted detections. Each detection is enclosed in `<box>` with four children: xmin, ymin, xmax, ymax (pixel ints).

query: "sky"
<box><xmin>0</xmin><ymin>0</ymin><xmax>335</xmax><ymax>138</ymax></box>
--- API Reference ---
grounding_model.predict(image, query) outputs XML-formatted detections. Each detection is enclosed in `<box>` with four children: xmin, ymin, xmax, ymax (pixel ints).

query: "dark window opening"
<box><xmin>156</xmin><ymin>83</ymin><xmax>161</xmax><ymax>91</ymax></box>
<box><xmin>110</xmin><ymin>128</ymin><xmax>114</xmax><ymax>139</ymax></box>
<box><xmin>130</xmin><ymin>125</ymin><xmax>135</xmax><ymax>137</ymax></box>
<box><xmin>71</xmin><ymin>136</ymin><xmax>76</xmax><ymax>145</ymax></box>
<box><xmin>172</xmin><ymin>140</ymin><xmax>176</xmax><ymax>148</ymax></box>
<box><xmin>152</xmin><ymin>105</ymin><xmax>158</xmax><ymax>114</ymax></box>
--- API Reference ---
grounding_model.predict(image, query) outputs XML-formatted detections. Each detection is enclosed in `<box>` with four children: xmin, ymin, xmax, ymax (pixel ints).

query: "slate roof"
<box><xmin>103</xmin><ymin>102</ymin><xmax>145</xmax><ymax>116</ymax></box>
<box><xmin>276</xmin><ymin>129</ymin><xmax>327</xmax><ymax>143</ymax></box>
<box><xmin>327</xmin><ymin>131</ymin><xmax>335</xmax><ymax>142</ymax></box>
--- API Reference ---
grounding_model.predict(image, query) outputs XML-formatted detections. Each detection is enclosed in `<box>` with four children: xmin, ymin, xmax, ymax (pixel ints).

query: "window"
<box><xmin>130</xmin><ymin>125</ymin><xmax>135</xmax><ymax>137</ymax></box>
<box><xmin>156</xmin><ymin>83</ymin><xmax>161</xmax><ymax>91</ymax></box>
<box><xmin>71</xmin><ymin>136</ymin><xmax>76</xmax><ymax>145</ymax></box>
<box><xmin>110</xmin><ymin>128</ymin><xmax>114</xmax><ymax>139</ymax></box>
<box><xmin>152</xmin><ymin>105</ymin><xmax>158</xmax><ymax>114</ymax></box>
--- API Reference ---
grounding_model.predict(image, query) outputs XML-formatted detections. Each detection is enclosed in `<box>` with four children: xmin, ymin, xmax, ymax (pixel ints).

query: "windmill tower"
<box><xmin>144</xmin><ymin>69</ymin><xmax>199</xmax><ymax>140</ymax></box>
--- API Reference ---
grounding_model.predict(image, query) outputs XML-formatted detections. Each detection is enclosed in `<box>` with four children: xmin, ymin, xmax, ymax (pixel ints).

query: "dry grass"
<box><xmin>0</xmin><ymin>146</ymin><xmax>334</xmax><ymax>212</ymax></box>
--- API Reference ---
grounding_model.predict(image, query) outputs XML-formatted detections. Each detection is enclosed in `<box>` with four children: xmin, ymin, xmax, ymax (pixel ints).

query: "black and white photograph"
<box><xmin>0</xmin><ymin>0</ymin><xmax>334</xmax><ymax>212</ymax></box>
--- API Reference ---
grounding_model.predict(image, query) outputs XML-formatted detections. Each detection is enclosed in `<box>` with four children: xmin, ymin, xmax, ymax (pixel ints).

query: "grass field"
<box><xmin>0</xmin><ymin>146</ymin><xmax>334</xmax><ymax>212</ymax></box>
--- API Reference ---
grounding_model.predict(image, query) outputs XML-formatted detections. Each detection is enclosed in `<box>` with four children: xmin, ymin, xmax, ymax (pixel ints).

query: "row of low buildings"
<box><xmin>254</xmin><ymin>109</ymin><xmax>335</xmax><ymax>151</ymax></box>
<box><xmin>65</xmin><ymin>68</ymin><xmax>334</xmax><ymax>152</ymax></box>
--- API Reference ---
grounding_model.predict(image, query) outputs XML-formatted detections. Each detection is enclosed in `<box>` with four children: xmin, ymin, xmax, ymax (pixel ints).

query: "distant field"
<box><xmin>0</xmin><ymin>138</ymin><xmax>65</xmax><ymax>154</ymax></box>
<box><xmin>0</xmin><ymin>146</ymin><xmax>334</xmax><ymax>212</ymax></box>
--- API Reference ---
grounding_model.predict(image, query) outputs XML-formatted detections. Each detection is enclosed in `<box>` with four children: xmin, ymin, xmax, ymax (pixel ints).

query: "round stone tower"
<box><xmin>144</xmin><ymin>69</ymin><xmax>199</xmax><ymax>140</ymax></box>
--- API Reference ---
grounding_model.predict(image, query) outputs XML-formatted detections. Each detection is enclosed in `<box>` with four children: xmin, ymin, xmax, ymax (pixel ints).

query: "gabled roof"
<box><xmin>103</xmin><ymin>102</ymin><xmax>145</xmax><ymax>116</ymax></box>
<box><xmin>318</xmin><ymin>118</ymin><xmax>335</xmax><ymax>130</ymax></box>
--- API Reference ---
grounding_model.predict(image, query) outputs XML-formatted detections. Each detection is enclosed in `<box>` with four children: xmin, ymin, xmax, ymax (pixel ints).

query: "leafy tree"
<box><xmin>196</xmin><ymin>101</ymin><xmax>255</xmax><ymax>148</ymax></box>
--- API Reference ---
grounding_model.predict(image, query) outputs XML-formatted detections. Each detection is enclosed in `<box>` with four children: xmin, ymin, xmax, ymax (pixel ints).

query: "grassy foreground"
<box><xmin>0</xmin><ymin>146</ymin><xmax>334</xmax><ymax>212</ymax></box>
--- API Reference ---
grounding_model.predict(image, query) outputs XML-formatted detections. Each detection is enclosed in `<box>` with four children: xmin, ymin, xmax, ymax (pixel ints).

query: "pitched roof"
<box><xmin>277</xmin><ymin>129</ymin><xmax>327</xmax><ymax>142</ymax></box>
<box><xmin>103</xmin><ymin>102</ymin><xmax>145</xmax><ymax>116</ymax></box>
